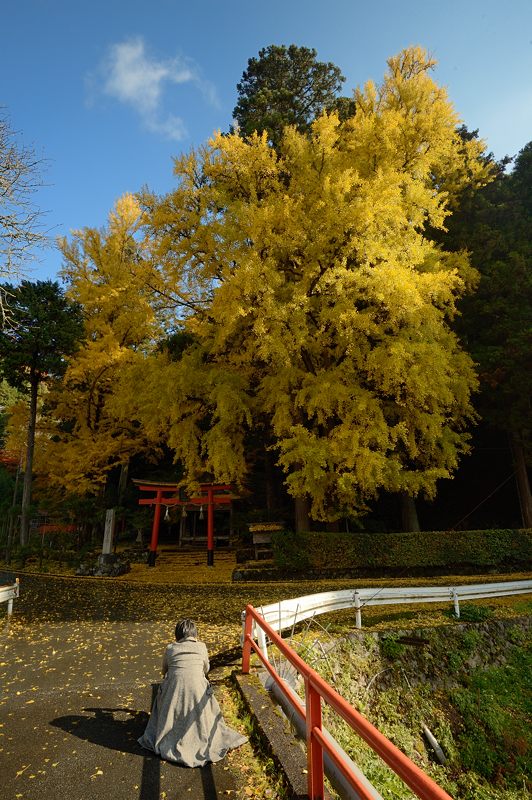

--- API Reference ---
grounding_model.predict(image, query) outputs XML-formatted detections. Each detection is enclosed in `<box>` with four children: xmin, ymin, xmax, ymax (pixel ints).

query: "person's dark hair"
<box><xmin>175</xmin><ymin>619</ymin><xmax>198</xmax><ymax>641</ymax></box>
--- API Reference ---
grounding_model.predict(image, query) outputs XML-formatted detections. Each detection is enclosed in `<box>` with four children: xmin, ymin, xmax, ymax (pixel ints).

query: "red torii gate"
<box><xmin>135</xmin><ymin>481</ymin><xmax>234</xmax><ymax>567</ymax></box>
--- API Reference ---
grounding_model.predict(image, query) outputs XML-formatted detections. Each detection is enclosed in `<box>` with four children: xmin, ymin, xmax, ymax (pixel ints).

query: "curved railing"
<box><xmin>242</xmin><ymin>604</ymin><xmax>453</xmax><ymax>800</ymax></box>
<box><xmin>0</xmin><ymin>579</ymin><xmax>19</xmax><ymax>615</ymax></box>
<box><xmin>252</xmin><ymin>580</ymin><xmax>532</xmax><ymax>648</ymax></box>
<box><xmin>242</xmin><ymin>580</ymin><xmax>532</xmax><ymax>799</ymax></box>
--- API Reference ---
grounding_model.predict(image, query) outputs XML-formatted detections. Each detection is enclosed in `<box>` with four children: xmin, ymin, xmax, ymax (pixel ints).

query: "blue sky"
<box><xmin>2</xmin><ymin>0</ymin><xmax>531</xmax><ymax>281</ymax></box>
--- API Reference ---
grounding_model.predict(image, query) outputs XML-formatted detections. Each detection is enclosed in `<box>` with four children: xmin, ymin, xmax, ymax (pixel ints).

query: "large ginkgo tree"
<box><xmin>116</xmin><ymin>47</ymin><xmax>492</xmax><ymax>529</ymax></box>
<box><xmin>42</xmin><ymin>195</ymin><xmax>165</xmax><ymax>497</ymax></box>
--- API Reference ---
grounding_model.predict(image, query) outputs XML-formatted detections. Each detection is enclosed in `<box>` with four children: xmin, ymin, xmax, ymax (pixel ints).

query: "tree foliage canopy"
<box><xmin>115</xmin><ymin>47</ymin><xmax>493</xmax><ymax>520</ymax></box>
<box><xmin>40</xmin><ymin>195</ymin><xmax>163</xmax><ymax>495</ymax></box>
<box><xmin>0</xmin><ymin>279</ymin><xmax>83</xmax><ymax>391</ymax></box>
<box><xmin>0</xmin><ymin>279</ymin><xmax>84</xmax><ymax>542</ymax></box>
<box><xmin>444</xmin><ymin>140</ymin><xmax>531</xmax><ymax>447</ymax></box>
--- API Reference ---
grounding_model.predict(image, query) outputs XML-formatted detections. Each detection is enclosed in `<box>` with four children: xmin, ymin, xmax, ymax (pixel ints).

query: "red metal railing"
<box><xmin>242</xmin><ymin>604</ymin><xmax>453</xmax><ymax>800</ymax></box>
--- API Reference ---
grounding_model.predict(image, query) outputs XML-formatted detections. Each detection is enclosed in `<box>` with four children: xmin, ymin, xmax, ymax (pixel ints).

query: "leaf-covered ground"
<box><xmin>0</xmin><ymin>555</ymin><xmax>298</xmax><ymax>800</ymax></box>
<box><xmin>0</xmin><ymin>613</ymin><xmax>264</xmax><ymax>800</ymax></box>
<box><xmin>1</xmin><ymin>552</ymin><xmax>530</xmax><ymax>800</ymax></box>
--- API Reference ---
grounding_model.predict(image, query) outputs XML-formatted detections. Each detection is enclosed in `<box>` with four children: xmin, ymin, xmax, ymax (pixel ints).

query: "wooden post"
<box><xmin>207</xmin><ymin>486</ymin><xmax>214</xmax><ymax>566</ymax></box>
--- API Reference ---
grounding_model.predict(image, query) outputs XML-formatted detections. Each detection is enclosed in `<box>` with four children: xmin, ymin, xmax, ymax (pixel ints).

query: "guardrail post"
<box><xmin>354</xmin><ymin>590</ymin><xmax>362</xmax><ymax>629</ymax></box>
<box><xmin>306</xmin><ymin>677</ymin><xmax>324</xmax><ymax>799</ymax></box>
<box><xmin>451</xmin><ymin>589</ymin><xmax>460</xmax><ymax>618</ymax></box>
<box><xmin>257</xmin><ymin>627</ymin><xmax>269</xmax><ymax>662</ymax></box>
<box><xmin>242</xmin><ymin>606</ymin><xmax>253</xmax><ymax>674</ymax></box>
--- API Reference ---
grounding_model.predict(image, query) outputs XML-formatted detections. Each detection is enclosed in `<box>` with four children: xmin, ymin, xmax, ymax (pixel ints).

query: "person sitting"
<box><xmin>137</xmin><ymin>618</ymin><xmax>247</xmax><ymax>767</ymax></box>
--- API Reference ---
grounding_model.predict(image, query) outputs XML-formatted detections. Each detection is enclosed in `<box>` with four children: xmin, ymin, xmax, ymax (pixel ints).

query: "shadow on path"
<box><xmin>209</xmin><ymin>645</ymin><xmax>242</xmax><ymax>670</ymax></box>
<box><xmin>50</xmin><ymin>706</ymin><xmax>163</xmax><ymax>800</ymax></box>
<box><xmin>50</xmin><ymin>706</ymin><xmax>150</xmax><ymax>755</ymax></box>
<box><xmin>50</xmin><ymin>703</ymin><xmax>222</xmax><ymax>800</ymax></box>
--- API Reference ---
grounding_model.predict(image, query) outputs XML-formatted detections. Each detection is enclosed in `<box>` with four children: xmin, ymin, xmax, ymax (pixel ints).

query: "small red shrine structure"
<box><xmin>135</xmin><ymin>481</ymin><xmax>235</xmax><ymax>566</ymax></box>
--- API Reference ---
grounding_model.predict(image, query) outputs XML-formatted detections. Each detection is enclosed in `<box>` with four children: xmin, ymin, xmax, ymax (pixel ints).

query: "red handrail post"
<box><xmin>242</xmin><ymin>607</ymin><xmax>253</xmax><ymax>674</ymax></box>
<box><xmin>306</xmin><ymin>677</ymin><xmax>324</xmax><ymax>799</ymax></box>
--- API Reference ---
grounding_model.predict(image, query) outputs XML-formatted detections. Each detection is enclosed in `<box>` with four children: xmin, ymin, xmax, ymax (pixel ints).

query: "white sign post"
<box><xmin>102</xmin><ymin>508</ymin><xmax>116</xmax><ymax>555</ymax></box>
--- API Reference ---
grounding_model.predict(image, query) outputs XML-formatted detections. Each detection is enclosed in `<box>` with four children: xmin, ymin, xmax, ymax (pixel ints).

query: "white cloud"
<box><xmin>146</xmin><ymin>114</ymin><xmax>187</xmax><ymax>142</ymax></box>
<box><xmin>90</xmin><ymin>36</ymin><xmax>219</xmax><ymax>141</ymax></box>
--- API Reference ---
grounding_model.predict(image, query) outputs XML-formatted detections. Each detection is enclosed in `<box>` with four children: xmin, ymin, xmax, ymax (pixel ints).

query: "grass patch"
<box><xmin>450</xmin><ymin>647</ymin><xmax>532</xmax><ymax>785</ymax></box>
<box><xmin>220</xmin><ymin>675</ymin><xmax>290</xmax><ymax>799</ymax></box>
<box><xmin>285</xmin><ymin>618</ymin><xmax>531</xmax><ymax>800</ymax></box>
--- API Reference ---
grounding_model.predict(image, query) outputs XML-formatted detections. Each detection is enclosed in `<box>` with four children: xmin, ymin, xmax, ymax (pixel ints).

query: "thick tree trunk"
<box><xmin>20</xmin><ymin>375</ymin><xmax>39</xmax><ymax>546</ymax></box>
<box><xmin>5</xmin><ymin>458</ymin><xmax>22</xmax><ymax>561</ymax></box>
<box><xmin>117</xmin><ymin>460</ymin><xmax>129</xmax><ymax>505</ymax></box>
<box><xmin>294</xmin><ymin>496</ymin><xmax>310</xmax><ymax>533</ymax></box>
<box><xmin>401</xmin><ymin>492</ymin><xmax>421</xmax><ymax>533</ymax></box>
<box><xmin>510</xmin><ymin>435</ymin><xmax>532</xmax><ymax>528</ymax></box>
<box><xmin>264</xmin><ymin>451</ymin><xmax>278</xmax><ymax>513</ymax></box>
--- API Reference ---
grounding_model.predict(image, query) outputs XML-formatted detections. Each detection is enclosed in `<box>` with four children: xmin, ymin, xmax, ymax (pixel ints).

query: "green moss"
<box><xmin>450</xmin><ymin>648</ymin><xmax>532</xmax><ymax>784</ymax></box>
<box><xmin>447</xmin><ymin>603</ymin><xmax>494</xmax><ymax>623</ymax></box>
<box><xmin>379</xmin><ymin>635</ymin><xmax>406</xmax><ymax>660</ymax></box>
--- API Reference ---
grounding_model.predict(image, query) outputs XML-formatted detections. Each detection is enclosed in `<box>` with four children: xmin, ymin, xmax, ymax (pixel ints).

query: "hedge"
<box><xmin>271</xmin><ymin>528</ymin><xmax>532</xmax><ymax>574</ymax></box>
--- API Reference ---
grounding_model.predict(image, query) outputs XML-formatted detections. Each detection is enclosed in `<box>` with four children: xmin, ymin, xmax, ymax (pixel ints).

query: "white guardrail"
<box><xmin>249</xmin><ymin>580</ymin><xmax>532</xmax><ymax>652</ymax></box>
<box><xmin>0</xmin><ymin>579</ymin><xmax>19</xmax><ymax>616</ymax></box>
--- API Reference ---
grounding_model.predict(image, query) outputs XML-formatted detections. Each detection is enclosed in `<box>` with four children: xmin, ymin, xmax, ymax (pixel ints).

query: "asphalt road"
<box><xmin>0</xmin><ymin>567</ymin><xmax>346</xmax><ymax>800</ymax></box>
<box><xmin>0</xmin><ymin>617</ymin><xmax>245</xmax><ymax>800</ymax></box>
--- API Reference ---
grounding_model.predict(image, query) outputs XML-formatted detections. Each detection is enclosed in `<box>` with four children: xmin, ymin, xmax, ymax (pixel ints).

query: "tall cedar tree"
<box><xmin>444</xmin><ymin>141</ymin><xmax>532</xmax><ymax>526</ymax></box>
<box><xmin>0</xmin><ymin>280</ymin><xmax>83</xmax><ymax>543</ymax></box>
<box><xmin>122</xmin><ymin>48</ymin><xmax>493</xmax><ymax>527</ymax></box>
<box><xmin>233</xmin><ymin>44</ymin><xmax>347</xmax><ymax>148</ymax></box>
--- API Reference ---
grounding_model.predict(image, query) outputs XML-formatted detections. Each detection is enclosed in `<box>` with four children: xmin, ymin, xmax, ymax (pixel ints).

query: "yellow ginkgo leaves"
<box><xmin>29</xmin><ymin>48</ymin><xmax>494</xmax><ymax>521</ymax></box>
<box><xmin>113</xmin><ymin>47</ymin><xmax>490</xmax><ymax>519</ymax></box>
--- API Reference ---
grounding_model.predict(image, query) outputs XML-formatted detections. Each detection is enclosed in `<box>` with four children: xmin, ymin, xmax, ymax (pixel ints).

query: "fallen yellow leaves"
<box><xmin>15</xmin><ymin>765</ymin><xmax>30</xmax><ymax>778</ymax></box>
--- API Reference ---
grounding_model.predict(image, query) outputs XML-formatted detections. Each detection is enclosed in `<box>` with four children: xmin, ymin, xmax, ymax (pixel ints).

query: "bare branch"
<box><xmin>0</xmin><ymin>114</ymin><xmax>49</xmax><ymax>318</ymax></box>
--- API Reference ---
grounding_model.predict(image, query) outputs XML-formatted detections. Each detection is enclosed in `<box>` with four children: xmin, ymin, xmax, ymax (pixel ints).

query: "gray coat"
<box><xmin>138</xmin><ymin>637</ymin><xmax>247</xmax><ymax>767</ymax></box>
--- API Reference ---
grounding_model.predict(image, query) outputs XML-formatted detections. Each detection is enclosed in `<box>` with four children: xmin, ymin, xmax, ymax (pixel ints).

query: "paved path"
<box><xmin>0</xmin><ymin>618</ymin><xmax>244</xmax><ymax>800</ymax></box>
<box><xmin>0</xmin><ymin>563</ymin><xmax>365</xmax><ymax>800</ymax></box>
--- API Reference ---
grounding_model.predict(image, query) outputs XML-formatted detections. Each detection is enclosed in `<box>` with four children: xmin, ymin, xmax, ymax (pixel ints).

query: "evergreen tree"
<box><xmin>233</xmin><ymin>44</ymin><xmax>347</xmax><ymax>147</ymax></box>
<box><xmin>444</xmin><ymin>141</ymin><xmax>532</xmax><ymax>526</ymax></box>
<box><xmin>0</xmin><ymin>280</ymin><xmax>83</xmax><ymax>543</ymax></box>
